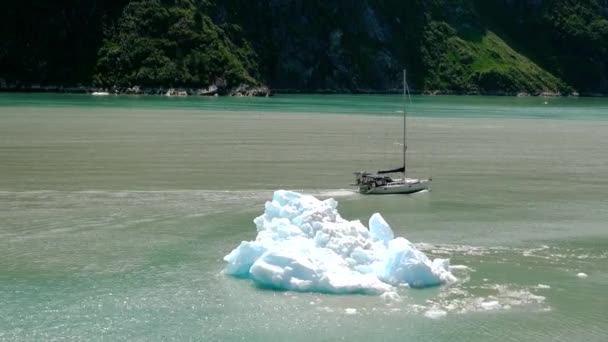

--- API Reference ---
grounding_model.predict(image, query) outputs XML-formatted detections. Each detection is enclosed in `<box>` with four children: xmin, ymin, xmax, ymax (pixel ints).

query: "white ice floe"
<box><xmin>424</xmin><ymin>309</ymin><xmax>447</xmax><ymax>319</ymax></box>
<box><xmin>480</xmin><ymin>300</ymin><xmax>501</xmax><ymax>310</ymax></box>
<box><xmin>224</xmin><ymin>190</ymin><xmax>456</xmax><ymax>294</ymax></box>
<box><xmin>421</xmin><ymin>284</ymin><xmax>547</xmax><ymax>317</ymax></box>
<box><xmin>344</xmin><ymin>308</ymin><xmax>358</xmax><ymax>315</ymax></box>
<box><xmin>577</xmin><ymin>272</ymin><xmax>588</xmax><ymax>279</ymax></box>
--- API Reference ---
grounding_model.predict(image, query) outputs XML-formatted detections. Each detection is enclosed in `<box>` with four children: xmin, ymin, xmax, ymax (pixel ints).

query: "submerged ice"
<box><xmin>224</xmin><ymin>190</ymin><xmax>456</xmax><ymax>294</ymax></box>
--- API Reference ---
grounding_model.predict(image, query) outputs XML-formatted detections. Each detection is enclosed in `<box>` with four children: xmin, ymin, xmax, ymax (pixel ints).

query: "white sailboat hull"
<box><xmin>359</xmin><ymin>178</ymin><xmax>430</xmax><ymax>195</ymax></box>
<box><xmin>352</xmin><ymin>69</ymin><xmax>430</xmax><ymax>195</ymax></box>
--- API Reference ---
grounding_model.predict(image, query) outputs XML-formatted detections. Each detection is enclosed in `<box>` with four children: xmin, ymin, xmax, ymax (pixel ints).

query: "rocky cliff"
<box><xmin>1</xmin><ymin>0</ymin><xmax>607</xmax><ymax>95</ymax></box>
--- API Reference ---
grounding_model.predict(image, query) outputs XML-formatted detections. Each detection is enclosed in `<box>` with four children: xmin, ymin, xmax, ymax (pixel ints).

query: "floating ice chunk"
<box><xmin>378</xmin><ymin>238</ymin><xmax>455</xmax><ymax>288</ymax></box>
<box><xmin>424</xmin><ymin>309</ymin><xmax>447</xmax><ymax>319</ymax></box>
<box><xmin>369</xmin><ymin>213</ymin><xmax>394</xmax><ymax>243</ymax></box>
<box><xmin>224</xmin><ymin>190</ymin><xmax>456</xmax><ymax>294</ymax></box>
<box><xmin>480</xmin><ymin>300</ymin><xmax>501</xmax><ymax>310</ymax></box>
<box><xmin>344</xmin><ymin>308</ymin><xmax>358</xmax><ymax>315</ymax></box>
<box><xmin>449</xmin><ymin>265</ymin><xmax>472</xmax><ymax>271</ymax></box>
<box><xmin>577</xmin><ymin>272</ymin><xmax>588</xmax><ymax>278</ymax></box>
<box><xmin>380</xmin><ymin>291</ymin><xmax>402</xmax><ymax>304</ymax></box>
<box><xmin>224</xmin><ymin>241</ymin><xmax>266</xmax><ymax>276</ymax></box>
<box><xmin>536</xmin><ymin>284</ymin><xmax>551</xmax><ymax>289</ymax></box>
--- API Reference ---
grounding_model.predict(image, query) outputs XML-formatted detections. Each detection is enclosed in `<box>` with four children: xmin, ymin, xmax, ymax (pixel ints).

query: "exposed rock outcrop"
<box><xmin>228</xmin><ymin>84</ymin><xmax>271</xmax><ymax>97</ymax></box>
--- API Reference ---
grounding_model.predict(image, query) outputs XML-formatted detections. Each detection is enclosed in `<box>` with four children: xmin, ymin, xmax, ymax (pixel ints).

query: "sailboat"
<box><xmin>352</xmin><ymin>70</ymin><xmax>431</xmax><ymax>194</ymax></box>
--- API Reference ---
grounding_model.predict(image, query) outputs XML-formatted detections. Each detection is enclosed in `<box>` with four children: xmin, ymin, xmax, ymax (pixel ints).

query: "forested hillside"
<box><xmin>1</xmin><ymin>0</ymin><xmax>607</xmax><ymax>95</ymax></box>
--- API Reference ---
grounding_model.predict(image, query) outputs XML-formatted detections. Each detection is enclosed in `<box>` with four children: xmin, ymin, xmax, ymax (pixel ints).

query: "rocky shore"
<box><xmin>0</xmin><ymin>80</ymin><xmax>272</xmax><ymax>97</ymax></box>
<box><xmin>270</xmin><ymin>88</ymin><xmax>583</xmax><ymax>97</ymax></box>
<box><xmin>0</xmin><ymin>79</ymin><xmax>597</xmax><ymax>97</ymax></box>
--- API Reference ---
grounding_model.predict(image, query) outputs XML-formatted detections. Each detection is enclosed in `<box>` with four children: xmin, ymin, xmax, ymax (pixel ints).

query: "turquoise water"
<box><xmin>2</xmin><ymin>93</ymin><xmax>607</xmax><ymax>119</ymax></box>
<box><xmin>1</xmin><ymin>94</ymin><xmax>607</xmax><ymax>341</ymax></box>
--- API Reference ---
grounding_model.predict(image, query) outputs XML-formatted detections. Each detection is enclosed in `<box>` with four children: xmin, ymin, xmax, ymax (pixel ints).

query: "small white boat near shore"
<box><xmin>91</xmin><ymin>91</ymin><xmax>110</xmax><ymax>96</ymax></box>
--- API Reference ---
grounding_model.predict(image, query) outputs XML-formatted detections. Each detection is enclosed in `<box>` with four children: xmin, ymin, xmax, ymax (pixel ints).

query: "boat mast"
<box><xmin>403</xmin><ymin>69</ymin><xmax>407</xmax><ymax>178</ymax></box>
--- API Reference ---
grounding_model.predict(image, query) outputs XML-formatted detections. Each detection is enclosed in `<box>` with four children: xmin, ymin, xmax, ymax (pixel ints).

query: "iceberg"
<box><xmin>224</xmin><ymin>190</ymin><xmax>456</xmax><ymax>294</ymax></box>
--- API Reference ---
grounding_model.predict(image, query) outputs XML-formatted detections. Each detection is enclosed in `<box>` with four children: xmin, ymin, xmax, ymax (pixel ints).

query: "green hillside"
<box><xmin>1</xmin><ymin>0</ymin><xmax>607</xmax><ymax>95</ymax></box>
<box><xmin>420</xmin><ymin>25</ymin><xmax>568</xmax><ymax>93</ymax></box>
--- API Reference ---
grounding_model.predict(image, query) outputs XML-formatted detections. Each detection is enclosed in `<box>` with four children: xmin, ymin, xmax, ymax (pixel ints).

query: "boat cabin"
<box><xmin>353</xmin><ymin>172</ymin><xmax>394</xmax><ymax>187</ymax></box>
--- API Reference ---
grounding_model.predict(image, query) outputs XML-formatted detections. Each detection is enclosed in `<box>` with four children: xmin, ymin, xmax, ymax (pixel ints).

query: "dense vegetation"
<box><xmin>1</xmin><ymin>0</ymin><xmax>607</xmax><ymax>94</ymax></box>
<box><xmin>94</xmin><ymin>0</ymin><xmax>259</xmax><ymax>89</ymax></box>
<box><xmin>477</xmin><ymin>0</ymin><xmax>608</xmax><ymax>94</ymax></box>
<box><xmin>0</xmin><ymin>1</ymin><xmax>128</xmax><ymax>86</ymax></box>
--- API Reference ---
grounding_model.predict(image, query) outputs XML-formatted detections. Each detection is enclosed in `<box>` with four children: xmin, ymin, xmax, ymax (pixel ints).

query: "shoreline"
<box><xmin>1</xmin><ymin>84</ymin><xmax>605</xmax><ymax>97</ymax></box>
<box><xmin>0</xmin><ymin>83</ymin><xmax>272</xmax><ymax>97</ymax></box>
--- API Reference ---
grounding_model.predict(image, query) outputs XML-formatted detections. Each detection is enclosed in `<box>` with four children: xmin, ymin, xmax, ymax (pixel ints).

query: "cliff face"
<box><xmin>213</xmin><ymin>0</ymin><xmax>574</xmax><ymax>94</ymax></box>
<box><xmin>1</xmin><ymin>0</ymin><xmax>607</xmax><ymax>95</ymax></box>
<box><xmin>477</xmin><ymin>0</ymin><xmax>608</xmax><ymax>94</ymax></box>
<box><xmin>210</xmin><ymin>0</ymin><xmax>408</xmax><ymax>92</ymax></box>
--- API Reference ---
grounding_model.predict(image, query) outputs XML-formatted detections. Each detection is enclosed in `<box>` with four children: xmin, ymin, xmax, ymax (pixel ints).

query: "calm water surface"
<box><xmin>1</xmin><ymin>94</ymin><xmax>607</xmax><ymax>341</ymax></box>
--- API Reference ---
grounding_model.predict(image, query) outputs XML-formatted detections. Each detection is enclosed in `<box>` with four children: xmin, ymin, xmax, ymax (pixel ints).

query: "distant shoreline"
<box><xmin>1</xmin><ymin>85</ymin><xmax>606</xmax><ymax>97</ymax></box>
<box><xmin>271</xmin><ymin>89</ymin><xmax>589</xmax><ymax>97</ymax></box>
<box><xmin>0</xmin><ymin>84</ymin><xmax>272</xmax><ymax>97</ymax></box>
